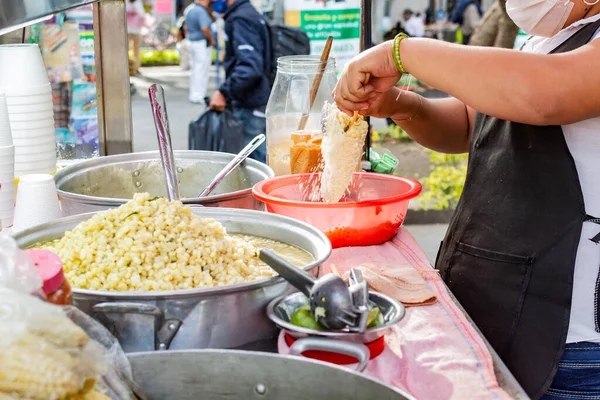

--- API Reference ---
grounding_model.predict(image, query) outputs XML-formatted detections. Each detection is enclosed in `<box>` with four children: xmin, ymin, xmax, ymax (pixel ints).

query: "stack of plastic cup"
<box><xmin>12</xmin><ymin>174</ymin><xmax>62</xmax><ymax>233</ymax></box>
<box><xmin>0</xmin><ymin>44</ymin><xmax>56</xmax><ymax>178</ymax></box>
<box><xmin>0</xmin><ymin>93</ymin><xmax>15</xmax><ymax>230</ymax></box>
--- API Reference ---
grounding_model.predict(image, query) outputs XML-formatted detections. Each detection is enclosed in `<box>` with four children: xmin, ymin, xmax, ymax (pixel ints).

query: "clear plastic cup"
<box><xmin>5</xmin><ymin>93</ymin><xmax>52</xmax><ymax>106</ymax></box>
<box><xmin>0</xmin><ymin>45</ymin><xmax>50</xmax><ymax>88</ymax></box>
<box><xmin>12</xmin><ymin>173</ymin><xmax>62</xmax><ymax>233</ymax></box>
<box><xmin>0</xmin><ymin>94</ymin><xmax>12</xmax><ymax>147</ymax></box>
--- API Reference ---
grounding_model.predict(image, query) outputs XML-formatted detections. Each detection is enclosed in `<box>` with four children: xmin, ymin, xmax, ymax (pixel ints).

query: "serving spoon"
<box><xmin>149</xmin><ymin>84</ymin><xmax>180</xmax><ymax>201</ymax></box>
<box><xmin>198</xmin><ymin>134</ymin><xmax>265</xmax><ymax>197</ymax></box>
<box><xmin>259</xmin><ymin>249</ymin><xmax>368</xmax><ymax>331</ymax></box>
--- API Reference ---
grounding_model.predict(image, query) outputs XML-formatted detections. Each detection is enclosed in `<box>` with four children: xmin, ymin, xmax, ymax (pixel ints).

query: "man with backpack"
<box><xmin>208</xmin><ymin>0</ymin><xmax>271</xmax><ymax>163</ymax></box>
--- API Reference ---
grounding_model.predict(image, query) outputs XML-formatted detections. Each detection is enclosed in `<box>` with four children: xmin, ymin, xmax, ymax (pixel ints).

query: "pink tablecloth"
<box><xmin>280</xmin><ymin>228</ymin><xmax>514</xmax><ymax>400</ymax></box>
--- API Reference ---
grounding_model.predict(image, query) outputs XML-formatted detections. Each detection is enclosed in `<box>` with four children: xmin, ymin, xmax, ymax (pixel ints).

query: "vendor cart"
<box><xmin>0</xmin><ymin>1</ymin><xmax>530</xmax><ymax>399</ymax></box>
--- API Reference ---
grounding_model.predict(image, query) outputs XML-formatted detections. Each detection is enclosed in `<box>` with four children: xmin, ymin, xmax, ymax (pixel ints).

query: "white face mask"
<box><xmin>506</xmin><ymin>0</ymin><xmax>574</xmax><ymax>37</ymax></box>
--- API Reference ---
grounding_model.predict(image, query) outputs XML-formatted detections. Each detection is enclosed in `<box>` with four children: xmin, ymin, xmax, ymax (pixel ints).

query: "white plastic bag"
<box><xmin>0</xmin><ymin>233</ymin><xmax>42</xmax><ymax>294</ymax></box>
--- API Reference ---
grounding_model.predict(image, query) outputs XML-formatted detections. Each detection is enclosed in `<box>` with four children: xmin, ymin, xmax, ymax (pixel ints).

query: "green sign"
<box><xmin>300</xmin><ymin>9</ymin><xmax>360</xmax><ymax>41</ymax></box>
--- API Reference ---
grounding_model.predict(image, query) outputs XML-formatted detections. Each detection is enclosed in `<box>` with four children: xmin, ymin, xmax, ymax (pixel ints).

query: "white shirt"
<box><xmin>523</xmin><ymin>14</ymin><xmax>600</xmax><ymax>344</ymax></box>
<box><xmin>405</xmin><ymin>16</ymin><xmax>425</xmax><ymax>37</ymax></box>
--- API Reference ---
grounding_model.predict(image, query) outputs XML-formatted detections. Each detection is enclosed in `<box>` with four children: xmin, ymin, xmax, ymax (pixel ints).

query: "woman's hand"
<box><xmin>362</xmin><ymin>87</ymin><xmax>422</xmax><ymax>121</ymax></box>
<box><xmin>333</xmin><ymin>41</ymin><xmax>402</xmax><ymax>115</ymax></box>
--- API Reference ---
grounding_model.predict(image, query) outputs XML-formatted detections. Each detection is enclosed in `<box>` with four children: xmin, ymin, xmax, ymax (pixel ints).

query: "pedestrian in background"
<box><xmin>208</xmin><ymin>0</ymin><xmax>270</xmax><ymax>163</ymax></box>
<box><xmin>186</xmin><ymin>0</ymin><xmax>215</xmax><ymax>104</ymax></box>
<box><xmin>176</xmin><ymin>16</ymin><xmax>191</xmax><ymax>70</ymax></box>
<box><xmin>469</xmin><ymin>0</ymin><xmax>519</xmax><ymax>49</ymax></box>
<box><xmin>126</xmin><ymin>0</ymin><xmax>145</xmax><ymax>75</ymax></box>
<box><xmin>403</xmin><ymin>9</ymin><xmax>425</xmax><ymax>37</ymax></box>
<box><xmin>450</xmin><ymin>0</ymin><xmax>484</xmax><ymax>44</ymax></box>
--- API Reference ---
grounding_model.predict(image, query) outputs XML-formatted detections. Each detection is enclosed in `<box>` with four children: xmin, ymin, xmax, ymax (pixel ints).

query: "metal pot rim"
<box><xmin>54</xmin><ymin>150</ymin><xmax>275</xmax><ymax>205</ymax></box>
<box><xmin>266</xmin><ymin>291</ymin><xmax>406</xmax><ymax>341</ymax></box>
<box><xmin>126</xmin><ymin>349</ymin><xmax>416</xmax><ymax>399</ymax></box>
<box><xmin>14</xmin><ymin>208</ymin><xmax>331</xmax><ymax>300</ymax></box>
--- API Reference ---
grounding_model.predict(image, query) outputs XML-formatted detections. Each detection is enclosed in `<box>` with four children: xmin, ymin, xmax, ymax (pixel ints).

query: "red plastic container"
<box><xmin>252</xmin><ymin>172</ymin><xmax>422</xmax><ymax>248</ymax></box>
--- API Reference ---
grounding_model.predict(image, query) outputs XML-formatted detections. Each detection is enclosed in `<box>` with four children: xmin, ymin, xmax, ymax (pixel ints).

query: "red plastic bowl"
<box><xmin>252</xmin><ymin>173</ymin><xmax>422</xmax><ymax>248</ymax></box>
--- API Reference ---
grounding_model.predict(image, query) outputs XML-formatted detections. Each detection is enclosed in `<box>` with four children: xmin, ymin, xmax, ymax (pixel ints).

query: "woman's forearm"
<box><xmin>391</xmin><ymin>90</ymin><xmax>472</xmax><ymax>153</ymax></box>
<box><xmin>400</xmin><ymin>38</ymin><xmax>565</xmax><ymax>125</ymax></box>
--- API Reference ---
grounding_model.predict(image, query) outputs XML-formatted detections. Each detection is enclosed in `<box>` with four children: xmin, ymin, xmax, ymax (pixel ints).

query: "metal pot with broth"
<box><xmin>14</xmin><ymin>199</ymin><xmax>330</xmax><ymax>352</ymax></box>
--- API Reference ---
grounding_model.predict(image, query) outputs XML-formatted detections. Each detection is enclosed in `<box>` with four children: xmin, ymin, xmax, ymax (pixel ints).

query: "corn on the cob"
<box><xmin>0</xmin><ymin>333</ymin><xmax>80</xmax><ymax>400</ymax></box>
<box><xmin>29</xmin><ymin>317</ymin><xmax>89</xmax><ymax>350</ymax></box>
<box><xmin>321</xmin><ymin>102</ymin><xmax>369</xmax><ymax>203</ymax></box>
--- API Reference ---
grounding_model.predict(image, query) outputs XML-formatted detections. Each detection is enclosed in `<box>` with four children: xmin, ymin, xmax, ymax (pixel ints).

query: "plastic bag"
<box><xmin>0</xmin><ymin>288</ymin><xmax>109</xmax><ymax>400</ymax></box>
<box><xmin>0</xmin><ymin>233</ymin><xmax>43</xmax><ymax>295</ymax></box>
<box><xmin>0</xmin><ymin>235</ymin><xmax>136</xmax><ymax>400</ymax></box>
<box><xmin>188</xmin><ymin>106</ymin><xmax>244</xmax><ymax>154</ymax></box>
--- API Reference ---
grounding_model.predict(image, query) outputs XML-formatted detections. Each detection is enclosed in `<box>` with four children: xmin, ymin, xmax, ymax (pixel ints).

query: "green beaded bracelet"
<box><xmin>392</xmin><ymin>33</ymin><xmax>409</xmax><ymax>74</ymax></box>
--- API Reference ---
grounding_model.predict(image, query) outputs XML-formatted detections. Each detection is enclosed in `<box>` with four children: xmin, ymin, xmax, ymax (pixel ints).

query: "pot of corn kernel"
<box><xmin>53</xmin><ymin>150</ymin><xmax>275</xmax><ymax>216</ymax></box>
<box><xmin>13</xmin><ymin>200</ymin><xmax>331</xmax><ymax>353</ymax></box>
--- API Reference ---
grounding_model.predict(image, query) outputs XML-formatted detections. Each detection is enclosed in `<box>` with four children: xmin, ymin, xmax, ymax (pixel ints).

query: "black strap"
<box><xmin>549</xmin><ymin>18</ymin><xmax>600</xmax><ymax>54</ymax></box>
<box><xmin>585</xmin><ymin>215</ymin><xmax>600</xmax><ymax>244</ymax></box>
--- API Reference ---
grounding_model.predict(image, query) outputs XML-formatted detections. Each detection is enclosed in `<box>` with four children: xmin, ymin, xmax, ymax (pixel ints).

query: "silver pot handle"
<box><xmin>92</xmin><ymin>302</ymin><xmax>181</xmax><ymax>351</ymax></box>
<box><xmin>92</xmin><ymin>302</ymin><xmax>162</xmax><ymax>316</ymax></box>
<box><xmin>289</xmin><ymin>337</ymin><xmax>370</xmax><ymax>373</ymax></box>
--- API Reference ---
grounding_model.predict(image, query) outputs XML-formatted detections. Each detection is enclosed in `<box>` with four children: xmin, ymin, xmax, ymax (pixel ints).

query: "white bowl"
<box><xmin>9</xmin><ymin>110</ymin><xmax>54</xmax><ymax>122</ymax></box>
<box><xmin>5</xmin><ymin>93</ymin><xmax>52</xmax><ymax>106</ymax></box>
<box><xmin>10</xmin><ymin>119</ymin><xmax>54</xmax><ymax>131</ymax></box>
<box><xmin>7</xmin><ymin>102</ymin><xmax>53</xmax><ymax>114</ymax></box>
<box><xmin>11</xmin><ymin>127</ymin><xmax>55</xmax><ymax>140</ymax></box>
<box><xmin>0</xmin><ymin>45</ymin><xmax>49</xmax><ymax>88</ymax></box>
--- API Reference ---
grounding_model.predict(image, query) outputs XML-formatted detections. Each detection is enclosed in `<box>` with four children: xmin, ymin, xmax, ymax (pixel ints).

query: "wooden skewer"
<box><xmin>297</xmin><ymin>36</ymin><xmax>333</xmax><ymax>132</ymax></box>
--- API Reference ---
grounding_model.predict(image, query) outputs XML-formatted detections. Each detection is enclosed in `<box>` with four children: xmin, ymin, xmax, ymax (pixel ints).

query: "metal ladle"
<box><xmin>149</xmin><ymin>84</ymin><xmax>180</xmax><ymax>201</ymax></box>
<box><xmin>198</xmin><ymin>134</ymin><xmax>266</xmax><ymax>197</ymax></box>
<box><xmin>260</xmin><ymin>249</ymin><xmax>366</xmax><ymax>331</ymax></box>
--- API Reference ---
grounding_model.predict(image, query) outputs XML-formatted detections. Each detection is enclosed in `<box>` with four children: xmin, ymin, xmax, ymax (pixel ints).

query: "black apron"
<box><xmin>435</xmin><ymin>20</ymin><xmax>600</xmax><ymax>399</ymax></box>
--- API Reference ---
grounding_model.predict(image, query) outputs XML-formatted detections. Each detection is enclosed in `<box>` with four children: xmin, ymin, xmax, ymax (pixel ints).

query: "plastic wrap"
<box><xmin>0</xmin><ymin>235</ymin><xmax>136</xmax><ymax>400</ymax></box>
<box><xmin>0</xmin><ymin>233</ymin><xmax>43</xmax><ymax>295</ymax></box>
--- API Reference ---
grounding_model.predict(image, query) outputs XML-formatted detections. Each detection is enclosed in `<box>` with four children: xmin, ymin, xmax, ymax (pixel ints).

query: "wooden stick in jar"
<box><xmin>297</xmin><ymin>36</ymin><xmax>333</xmax><ymax>132</ymax></box>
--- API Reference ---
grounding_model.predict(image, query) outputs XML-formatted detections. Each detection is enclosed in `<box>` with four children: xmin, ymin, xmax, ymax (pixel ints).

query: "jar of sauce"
<box><xmin>26</xmin><ymin>249</ymin><xmax>72</xmax><ymax>306</ymax></box>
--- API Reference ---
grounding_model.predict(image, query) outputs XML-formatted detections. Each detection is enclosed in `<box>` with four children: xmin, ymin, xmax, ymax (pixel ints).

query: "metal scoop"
<box><xmin>149</xmin><ymin>84</ymin><xmax>180</xmax><ymax>201</ymax></box>
<box><xmin>198</xmin><ymin>134</ymin><xmax>266</xmax><ymax>197</ymax></box>
<box><xmin>259</xmin><ymin>249</ymin><xmax>368</xmax><ymax>331</ymax></box>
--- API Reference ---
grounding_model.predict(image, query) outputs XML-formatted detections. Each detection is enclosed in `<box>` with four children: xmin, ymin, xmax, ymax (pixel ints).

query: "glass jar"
<box><xmin>26</xmin><ymin>249</ymin><xmax>72</xmax><ymax>306</ymax></box>
<box><xmin>266</xmin><ymin>56</ymin><xmax>337</xmax><ymax>176</ymax></box>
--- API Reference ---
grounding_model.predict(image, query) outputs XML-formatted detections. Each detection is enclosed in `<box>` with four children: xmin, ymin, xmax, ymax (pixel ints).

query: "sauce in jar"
<box><xmin>26</xmin><ymin>249</ymin><xmax>72</xmax><ymax>306</ymax></box>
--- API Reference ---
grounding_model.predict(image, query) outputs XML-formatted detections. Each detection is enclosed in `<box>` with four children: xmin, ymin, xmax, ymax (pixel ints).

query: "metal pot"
<box><xmin>127</xmin><ymin>350</ymin><xmax>416</xmax><ymax>399</ymax></box>
<box><xmin>54</xmin><ymin>151</ymin><xmax>275</xmax><ymax>216</ymax></box>
<box><xmin>13</xmin><ymin>208</ymin><xmax>331</xmax><ymax>353</ymax></box>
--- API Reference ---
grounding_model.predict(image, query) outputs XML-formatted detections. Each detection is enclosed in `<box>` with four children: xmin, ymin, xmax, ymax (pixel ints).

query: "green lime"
<box><xmin>290</xmin><ymin>305</ymin><xmax>326</xmax><ymax>331</ymax></box>
<box><xmin>367</xmin><ymin>306</ymin><xmax>382</xmax><ymax>328</ymax></box>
